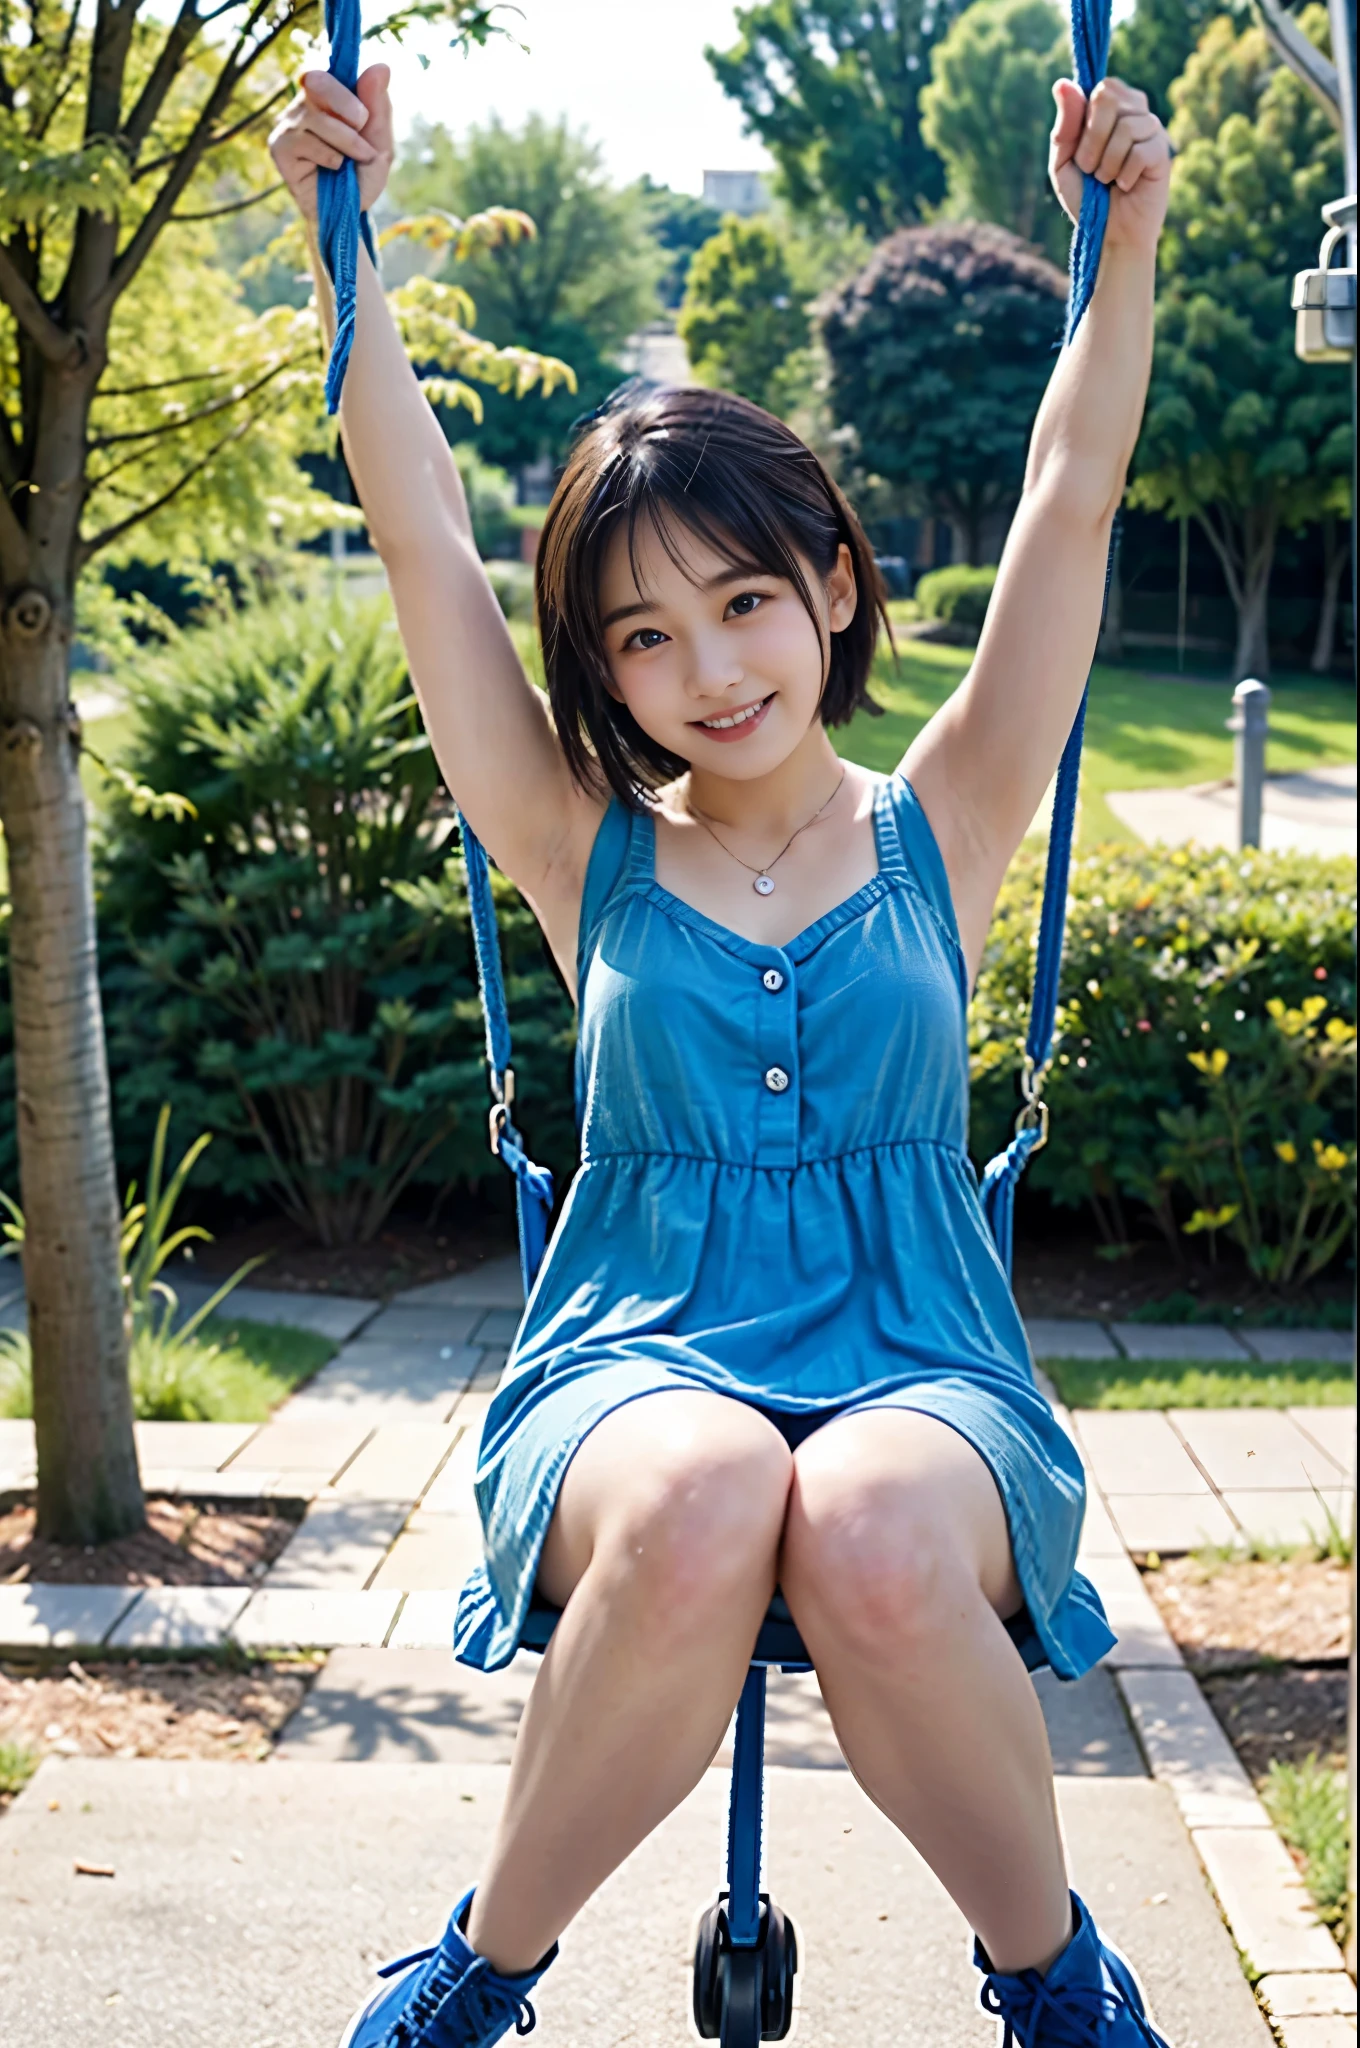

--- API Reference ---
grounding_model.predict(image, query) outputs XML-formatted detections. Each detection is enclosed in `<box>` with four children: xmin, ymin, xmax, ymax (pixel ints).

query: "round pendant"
<box><xmin>753</xmin><ymin>874</ymin><xmax>776</xmax><ymax>896</ymax></box>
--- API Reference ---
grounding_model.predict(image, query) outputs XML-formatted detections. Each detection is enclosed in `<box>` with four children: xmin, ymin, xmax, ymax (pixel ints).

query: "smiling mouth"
<box><xmin>693</xmin><ymin>694</ymin><xmax>773</xmax><ymax>733</ymax></box>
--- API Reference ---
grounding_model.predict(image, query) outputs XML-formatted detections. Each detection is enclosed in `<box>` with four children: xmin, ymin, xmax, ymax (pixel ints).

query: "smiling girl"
<box><xmin>271</xmin><ymin>60</ymin><xmax>1174</xmax><ymax>2048</ymax></box>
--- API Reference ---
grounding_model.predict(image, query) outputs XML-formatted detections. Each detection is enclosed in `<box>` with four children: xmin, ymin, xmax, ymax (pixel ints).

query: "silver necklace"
<box><xmin>685</xmin><ymin>766</ymin><xmax>847</xmax><ymax>895</ymax></box>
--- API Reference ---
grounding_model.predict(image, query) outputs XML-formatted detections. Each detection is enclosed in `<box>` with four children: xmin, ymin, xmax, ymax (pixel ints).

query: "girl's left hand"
<box><xmin>1049</xmin><ymin>76</ymin><xmax>1171</xmax><ymax>255</ymax></box>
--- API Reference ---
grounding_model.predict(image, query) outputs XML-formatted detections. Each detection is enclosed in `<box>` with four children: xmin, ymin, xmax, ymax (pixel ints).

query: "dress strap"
<box><xmin>884</xmin><ymin>773</ymin><xmax>964</xmax><ymax>955</ymax></box>
<box><xmin>575</xmin><ymin>797</ymin><xmax>641</xmax><ymax>986</ymax></box>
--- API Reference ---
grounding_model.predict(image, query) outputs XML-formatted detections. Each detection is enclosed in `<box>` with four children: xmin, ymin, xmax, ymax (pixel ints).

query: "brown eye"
<box><xmin>726</xmin><ymin>591</ymin><xmax>767</xmax><ymax>618</ymax></box>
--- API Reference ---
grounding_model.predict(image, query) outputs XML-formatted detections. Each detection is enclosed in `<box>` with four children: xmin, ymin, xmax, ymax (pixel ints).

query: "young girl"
<box><xmin>271</xmin><ymin>61</ymin><xmax>1173</xmax><ymax>2048</ymax></box>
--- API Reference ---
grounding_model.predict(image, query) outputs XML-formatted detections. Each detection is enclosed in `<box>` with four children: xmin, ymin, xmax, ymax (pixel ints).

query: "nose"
<box><xmin>682</xmin><ymin>623</ymin><xmax>745</xmax><ymax>702</ymax></box>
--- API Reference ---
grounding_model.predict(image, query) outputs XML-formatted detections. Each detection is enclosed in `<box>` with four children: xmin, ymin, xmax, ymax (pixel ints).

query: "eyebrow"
<box><xmin>600</xmin><ymin>565</ymin><xmax>771</xmax><ymax>631</ymax></box>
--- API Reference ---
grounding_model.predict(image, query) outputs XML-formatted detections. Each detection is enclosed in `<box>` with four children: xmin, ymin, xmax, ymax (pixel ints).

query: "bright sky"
<box><xmin>382</xmin><ymin>1</ymin><xmax>772</xmax><ymax>196</ymax></box>
<box><xmin>373</xmin><ymin>0</ymin><xmax>1138</xmax><ymax>198</ymax></box>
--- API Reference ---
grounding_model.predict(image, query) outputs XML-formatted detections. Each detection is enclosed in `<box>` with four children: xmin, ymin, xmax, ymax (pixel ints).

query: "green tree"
<box><xmin>819</xmin><ymin>221</ymin><xmax>1067</xmax><ymax>562</ymax></box>
<box><xmin>678</xmin><ymin>216</ymin><xmax>810</xmax><ymax>413</ymax></box>
<box><xmin>1110</xmin><ymin>0</ymin><xmax>1250</xmax><ymax>120</ymax></box>
<box><xmin>1129</xmin><ymin>9</ymin><xmax>1350</xmax><ymax>680</ymax></box>
<box><xmin>634</xmin><ymin>178</ymin><xmax>723</xmax><ymax>310</ymax></box>
<box><xmin>920</xmin><ymin>0</ymin><xmax>1071</xmax><ymax>264</ymax></box>
<box><xmin>705</xmin><ymin>1</ymin><xmax>966</xmax><ymax>239</ymax></box>
<box><xmin>393</xmin><ymin>115</ymin><xmax>663</xmax><ymax>478</ymax></box>
<box><xmin>0</xmin><ymin>0</ymin><xmax>567</xmax><ymax>1545</ymax></box>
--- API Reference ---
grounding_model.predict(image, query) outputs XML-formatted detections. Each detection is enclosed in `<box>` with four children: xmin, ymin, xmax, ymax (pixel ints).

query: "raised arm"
<box><xmin>269</xmin><ymin>66</ymin><xmax>604</xmax><ymax>983</ymax></box>
<box><xmin>904</xmin><ymin>76</ymin><xmax>1170</xmax><ymax>980</ymax></box>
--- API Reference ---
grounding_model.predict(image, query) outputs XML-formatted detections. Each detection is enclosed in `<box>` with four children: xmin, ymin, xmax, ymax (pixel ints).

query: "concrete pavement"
<box><xmin>0</xmin><ymin>1756</ymin><xmax>1270</xmax><ymax>2047</ymax></box>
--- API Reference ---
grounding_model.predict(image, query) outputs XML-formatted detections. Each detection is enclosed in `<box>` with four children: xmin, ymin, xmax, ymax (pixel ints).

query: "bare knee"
<box><xmin>781</xmin><ymin>1467</ymin><xmax>982</xmax><ymax>1669</ymax></box>
<box><xmin>590</xmin><ymin>1406</ymin><xmax>793</xmax><ymax>1630</ymax></box>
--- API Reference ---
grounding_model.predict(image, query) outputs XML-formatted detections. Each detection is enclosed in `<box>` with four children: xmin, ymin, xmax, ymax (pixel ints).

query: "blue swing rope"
<box><xmin>315</xmin><ymin>0</ymin><xmax>1112</xmax><ymax>1292</ymax></box>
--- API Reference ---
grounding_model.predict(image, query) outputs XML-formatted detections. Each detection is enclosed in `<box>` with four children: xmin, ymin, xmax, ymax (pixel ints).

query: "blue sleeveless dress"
<box><xmin>454</xmin><ymin>772</ymin><xmax>1114</xmax><ymax>1680</ymax></box>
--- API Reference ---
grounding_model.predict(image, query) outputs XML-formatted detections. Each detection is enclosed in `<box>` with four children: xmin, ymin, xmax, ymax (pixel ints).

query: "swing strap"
<box><xmin>980</xmin><ymin>0</ymin><xmax>1114</xmax><ymax>1276</ymax></box>
<box><xmin>317</xmin><ymin>0</ymin><xmax>376</xmax><ymax>416</ymax></box>
<box><xmin>458</xmin><ymin>815</ymin><xmax>555</xmax><ymax>1301</ymax></box>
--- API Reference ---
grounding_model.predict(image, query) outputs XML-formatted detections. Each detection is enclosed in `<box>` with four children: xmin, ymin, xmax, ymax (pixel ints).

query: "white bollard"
<box><xmin>1228</xmin><ymin>678</ymin><xmax>1271</xmax><ymax>849</ymax></box>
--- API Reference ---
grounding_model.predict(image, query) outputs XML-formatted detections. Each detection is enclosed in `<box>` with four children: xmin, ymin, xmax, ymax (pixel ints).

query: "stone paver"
<box><xmin>1242</xmin><ymin>1328</ymin><xmax>1355</xmax><ymax>1367</ymax></box>
<box><xmin>107</xmin><ymin>1586</ymin><xmax>251</xmax><ymax>1652</ymax></box>
<box><xmin>358</xmin><ymin>1303</ymin><xmax>484</xmax><ymax>1345</ymax></box>
<box><xmin>1024</xmin><ymin>1316</ymin><xmax>1119</xmax><ymax>1359</ymax></box>
<box><xmin>1105</xmin><ymin>763</ymin><xmax>1356</xmax><ymax>859</ymax></box>
<box><xmin>132</xmin><ymin>1419</ymin><xmax>258</xmax><ymax>1473</ymax></box>
<box><xmin>280</xmin><ymin>1339</ymin><xmax>483</xmax><ymax>1422</ymax></box>
<box><xmin>0</xmin><ymin>1583</ymin><xmax>138</xmax><ymax>1650</ymax></box>
<box><xmin>1071</xmin><ymin>1409</ymin><xmax>1211</xmax><ymax>1495</ymax></box>
<box><xmin>0</xmin><ymin>1759</ymin><xmax>1271</xmax><ymax>2046</ymax></box>
<box><xmin>172</xmin><ymin>1279</ymin><xmax>378</xmax><ymax>1343</ymax></box>
<box><xmin>275</xmin><ymin>1646</ymin><xmax>538</xmax><ymax>1763</ymax></box>
<box><xmin>1222</xmin><ymin>1487</ymin><xmax>1355</xmax><ymax>1549</ymax></box>
<box><xmin>1192</xmin><ymin>1825</ymin><xmax>1345</xmax><ymax>1976</ymax></box>
<box><xmin>1274</xmin><ymin>2021</ymin><xmax>1359</xmax><ymax>2048</ymax></box>
<box><xmin>395</xmin><ymin>1255</ymin><xmax>524</xmax><ymax>1309</ymax></box>
<box><xmin>222</xmin><ymin>1414</ymin><xmax>371</xmax><ymax>1478</ymax></box>
<box><xmin>231</xmin><ymin>1587</ymin><xmax>401</xmax><ymax>1649</ymax></box>
<box><xmin>265</xmin><ymin>1497</ymin><xmax>413</xmax><ymax>1589</ymax></box>
<box><xmin>1259</xmin><ymin>1977</ymin><xmax>1358</xmax><ymax>2019</ymax></box>
<box><xmin>418</xmin><ymin>1430</ymin><xmax>479</xmax><ymax>1515</ymax></box>
<box><xmin>330</xmin><ymin>1421</ymin><xmax>462</xmax><ymax>1501</ymax></box>
<box><xmin>1111</xmin><ymin>1320</ymin><xmax>1254</xmax><ymax>1362</ymax></box>
<box><xmin>0</xmin><ymin>1415</ymin><xmax>36</xmax><ymax>1490</ymax></box>
<box><xmin>387</xmin><ymin>1589</ymin><xmax>461</xmax><ymax>1649</ymax></box>
<box><xmin>1170</xmin><ymin>1408</ymin><xmax>1349</xmax><ymax>1491</ymax></box>
<box><xmin>469</xmin><ymin>1307</ymin><xmax>521</xmax><ymax>1347</ymax></box>
<box><xmin>1115</xmin><ymin>1666</ymin><xmax>1265</xmax><ymax>1829</ymax></box>
<box><xmin>1288</xmin><ymin>1406</ymin><xmax>1357</xmax><ymax>1479</ymax></box>
<box><xmin>1075</xmin><ymin>1482</ymin><xmax>1127</xmax><ymax>1560</ymax></box>
<box><xmin>1105</xmin><ymin>1491</ymin><xmax>1238</xmax><ymax>1554</ymax></box>
<box><xmin>368</xmin><ymin>1513</ymin><xmax>485</xmax><ymax>1592</ymax></box>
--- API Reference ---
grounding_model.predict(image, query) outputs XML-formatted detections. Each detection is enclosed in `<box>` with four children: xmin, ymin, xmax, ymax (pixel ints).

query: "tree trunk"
<box><xmin>0</xmin><ymin>588</ymin><xmax>142</xmax><ymax>1545</ymax></box>
<box><xmin>1231</xmin><ymin>569</ymin><xmax>1272</xmax><ymax>682</ymax></box>
<box><xmin>1310</xmin><ymin>513</ymin><xmax>1348</xmax><ymax>673</ymax></box>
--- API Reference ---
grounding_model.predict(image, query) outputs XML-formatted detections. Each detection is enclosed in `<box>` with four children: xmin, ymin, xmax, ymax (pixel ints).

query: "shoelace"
<box><xmin>981</xmin><ymin>1971</ymin><xmax>1163</xmax><ymax>2047</ymax></box>
<box><xmin>383</xmin><ymin>1947</ymin><xmax>537</xmax><ymax>2045</ymax></box>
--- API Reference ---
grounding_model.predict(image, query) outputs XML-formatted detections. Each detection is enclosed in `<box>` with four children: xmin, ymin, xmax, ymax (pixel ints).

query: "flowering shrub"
<box><xmin>970</xmin><ymin>841</ymin><xmax>1356</xmax><ymax>1288</ymax></box>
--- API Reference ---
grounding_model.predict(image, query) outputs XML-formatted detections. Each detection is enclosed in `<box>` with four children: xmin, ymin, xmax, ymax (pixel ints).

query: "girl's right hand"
<box><xmin>269</xmin><ymin>63</ymin><xmax>394</xmax><ymax>224</ymax></box>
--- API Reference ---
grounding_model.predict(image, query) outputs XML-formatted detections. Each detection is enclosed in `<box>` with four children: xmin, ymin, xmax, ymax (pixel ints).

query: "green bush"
<box><xmin>452</xmin><ymin>442</ymin><xmax>519</xmax><ymax>560</ymax></box>
<box><xmin>914</xmin><ymin>563</ymin><xmax>997</xmax><ymax>630</ymax></box>
<box><xmin>482</xmin><ymin>559</ymin><xmax>536</xmax><ymax>620</ymax></box>
<box><xmin>96</xmin><ymin>589</ymin><xmax>576</xmax><ymax>1245</ymax></box>
<box><xmin>971</xmin><ymin>841</ymin><xmax>1356</xmax><ymax>1288</ymax></box>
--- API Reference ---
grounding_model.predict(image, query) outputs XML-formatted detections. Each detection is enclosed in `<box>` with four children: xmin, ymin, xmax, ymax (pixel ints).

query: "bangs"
<box><xmin>535</xmin><ymin>384</ymin><xmax>887</xmax><ymax>803</ymax></box>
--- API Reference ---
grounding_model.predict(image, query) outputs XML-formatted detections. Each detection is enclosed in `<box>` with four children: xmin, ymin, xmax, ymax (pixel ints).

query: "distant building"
<box><xmin>702</xmin><ymin>170</ymin><xmax>771</xmax><ymax>218</ymax></box>
<box><xmin>618</xmin><ymin>326</ymin><xmax>695</xmax><ymax>386</ymax></box>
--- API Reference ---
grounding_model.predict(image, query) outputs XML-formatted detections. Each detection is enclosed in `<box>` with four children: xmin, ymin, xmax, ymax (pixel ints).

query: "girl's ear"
<box><xmin>826</xmin><ymin>543</ymin><xmax>858</xmax><ymax>633</ymax></box>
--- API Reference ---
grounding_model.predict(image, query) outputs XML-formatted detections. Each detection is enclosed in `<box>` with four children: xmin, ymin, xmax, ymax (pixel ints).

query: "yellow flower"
<box><xmin>1312</xmin><ymin>1142</ymin><xmax>1350</xmax><ymax>1174</ymax></box>
<box><xmin>1086</xmin><ymin>979</ymin><xmax>1102</xmax><ymax>999</ymax></box>
<box><xmin>1302</xmin><ymin>995</ymin><xmax>1328</xmax><ymax>1023</ymax></box>
<box><xmin>1274</xmin><ymin>1141</ymin><xmax>1298</xmax><ymax>1164</ymax></box>
<box><xmin>1266</xmin><ymin>997</ymin><xmax>1286</xmax><ymax>1020</ymax></box>
<box><xmin>1183</xmin><ymin>1204</ymin><xmax>1240</xmax><ymax>1235</ymax></box>
<box><xmin>1188</xmin><ymin>1048</ymin><xmax>1229</xmax><ymax>1077</ymax></box>
<box><xmin>1324</xmin><ymin>1016</ymin><xmax>1355</xmax><ymax>1045</ymax></box>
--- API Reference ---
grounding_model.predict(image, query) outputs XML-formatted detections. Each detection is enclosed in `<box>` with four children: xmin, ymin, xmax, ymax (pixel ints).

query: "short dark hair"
<box><xmin>534</xmin><ymin>384</ymin><xmax>888</xmax><ymax>804</ymax></box>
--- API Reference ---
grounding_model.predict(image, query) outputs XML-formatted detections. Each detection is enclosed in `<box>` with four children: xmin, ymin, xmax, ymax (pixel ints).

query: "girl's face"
<box><xmin>597</xmin><ymin>514</ymin><xmax>858</xmax><ymax>781</ymax></box>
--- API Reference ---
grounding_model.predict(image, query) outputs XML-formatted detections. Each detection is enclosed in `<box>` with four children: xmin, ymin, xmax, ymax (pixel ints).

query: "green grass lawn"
<box><xmin>90</xmin><ymin>611</ymin><xmax>1354</xmax><ymax>853</ymax></box>
<box><xmin>842</xmin><ymin>631</ymin><xmax>1356</xmax><ymax>845</ymax></box>
<box><xmin>0</xmin><ymin>1314</ymin><xmax>333</xmax><ymax>1424</ymax></box>
<box><xmin>1042</xmin><ymin>1354</ymin><xmax>1355</xmax><ymax>1410</ymax></box>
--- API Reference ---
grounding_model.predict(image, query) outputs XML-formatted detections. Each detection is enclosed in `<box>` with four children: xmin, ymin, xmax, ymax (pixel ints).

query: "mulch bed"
<box><xmin>1009</xmin><ymin>1228</ymin><xmax>1350</xmax><ymax>1324</ymax></box>
<box><xmin>0</xmin><ymin>1655</ymin><xmax>318</xmax><ymax>1806</ymax></box>
<box><xmin>1141</xmin><ymin>1554</ymin><xmax>1351</xmax><ymax>1784</ymax></box>
<box><xmin>1</xmin><ymin>1497</ymin><xmax>299</xmax><ymax>1588</ymax></box>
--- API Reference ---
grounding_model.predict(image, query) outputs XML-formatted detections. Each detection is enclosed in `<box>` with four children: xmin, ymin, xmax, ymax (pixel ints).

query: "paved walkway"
<box><xmin>1106</xmin><ymin>760</ymin><xmax>1356</xmax><ymax>857</ymax></box>
<box><xmin>2</xmin><ymin>1259</ymin><xmax>1354</xmax><ymax>2042</ymax></box>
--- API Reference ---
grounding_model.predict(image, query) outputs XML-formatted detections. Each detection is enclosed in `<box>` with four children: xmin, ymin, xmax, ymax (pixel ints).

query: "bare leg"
<box><xmin>465</xmin><ymin>1391</ymin><xmax>792</xmax><ymax>1974</ymax></box>
<box><xmin>779</xmin><ymin>1408</ymin><xmax>1074</xmax><ymax>1975</ymax></box>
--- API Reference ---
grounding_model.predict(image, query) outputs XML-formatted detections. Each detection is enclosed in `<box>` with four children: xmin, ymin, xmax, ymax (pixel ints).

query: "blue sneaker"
<box><xmin>339</xmin><ymin>1887</ymin><xmax>557</xmax><ymax>2047</ymax></box>
<box><xmin>975</xmin><ymin>1892</ymin><xmax>1173</xmax><ymax>2045</ymax></box>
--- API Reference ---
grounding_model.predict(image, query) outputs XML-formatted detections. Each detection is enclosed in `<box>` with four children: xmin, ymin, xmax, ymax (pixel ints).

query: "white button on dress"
<box><xmin>764</xmin><ymin>1066</ymin><xmax>790</xmax><ymax>1093</ymax></box>
<box><xmin>762</xmin><ymin>969</ymin><xmax>785</xmax><ymax>993</ymax></box>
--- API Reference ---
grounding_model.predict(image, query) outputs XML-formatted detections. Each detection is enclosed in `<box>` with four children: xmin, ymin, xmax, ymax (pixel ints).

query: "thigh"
<box><xmin>536</xmin><ymin>1389</ymin><xmax>793</xmax><ymax>1609</ymax></box>
<box><xmin>785</xmin><ymin>1406</ymin><xmax>1023</xmax><ymax>1621</ymax></box>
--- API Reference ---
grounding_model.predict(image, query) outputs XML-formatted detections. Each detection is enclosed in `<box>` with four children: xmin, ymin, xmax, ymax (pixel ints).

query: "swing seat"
<box><xmin>519</xmin><ymin>1592</ymin><xmax>809</xmax><ymax>2045</ymax></box>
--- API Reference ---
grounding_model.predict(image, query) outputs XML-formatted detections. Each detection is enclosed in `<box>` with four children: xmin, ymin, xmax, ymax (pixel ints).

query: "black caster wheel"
<box><xmin>692</xmin><ymin>1893</ymin><xmax>799</xmax><ymax>2043</ymax></box>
